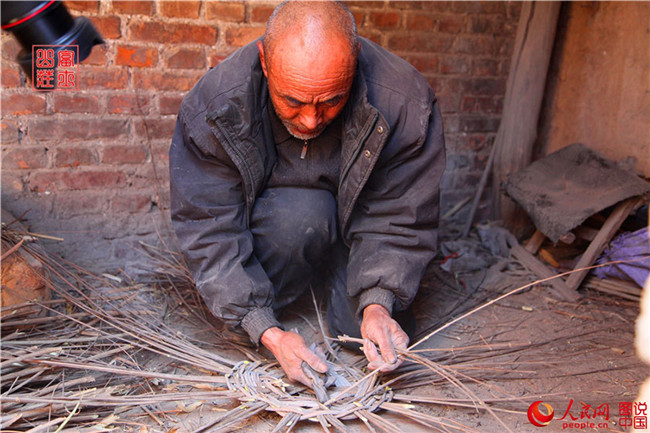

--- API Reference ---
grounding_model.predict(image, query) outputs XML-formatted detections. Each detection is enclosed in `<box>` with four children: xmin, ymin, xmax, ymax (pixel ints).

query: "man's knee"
<box><xmin>251</xmin><ymin>187</ymin><xmax>338</xmax><ymax>258</ymax></box>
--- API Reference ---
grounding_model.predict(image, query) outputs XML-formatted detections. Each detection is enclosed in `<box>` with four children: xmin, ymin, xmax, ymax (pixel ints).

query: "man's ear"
<box><xmin>257</xmin><ymin>40</ymin><xmax>268</xmax><ymax>78</ymax></box>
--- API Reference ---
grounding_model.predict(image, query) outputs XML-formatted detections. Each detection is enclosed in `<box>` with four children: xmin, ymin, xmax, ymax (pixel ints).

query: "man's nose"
<box><xmin>299</xmin><ymin>105</ymin><xmax>320</xmax><ymax>130</ymax></box>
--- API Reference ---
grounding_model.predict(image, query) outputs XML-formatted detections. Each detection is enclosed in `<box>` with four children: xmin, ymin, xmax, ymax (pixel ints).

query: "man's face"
<box><xmin>258</xmin><ymin>36</ymin><xmax>356</xmax><ymax>140</ymax></box>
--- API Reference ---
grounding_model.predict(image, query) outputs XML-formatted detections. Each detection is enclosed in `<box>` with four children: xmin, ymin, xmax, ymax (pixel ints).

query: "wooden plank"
<box><xmin>462</xmin><ymin>138</ymin><xmax>497</xmax><ymax>238</ymax></box>
<box><xmin>565</xmin><ymin>197</ymin><xmax>640</xmax><ymax>291</ymax></box>
<box><xmin>584</xmin><ymin>276</ymin><xmax>642</xmax><ymax>297</ymax></box>
<box><xmin>510</xmin><ymin>242</ymin><xmax>581</xmax><ymax>302</ymax></box>
<box><xmin>492</xmin><ymin>2</ymin><xmax>562</xmax><ymax>234</ymax></box>
<box><xmin>574</xmin><ymin>226</ymin><xmax>600</xmax><ymax>242</ymax></box>
<box><xmin>524</xmin><ymin>229</ymin><xmax>546</xmax><ymax>254</ymax></box>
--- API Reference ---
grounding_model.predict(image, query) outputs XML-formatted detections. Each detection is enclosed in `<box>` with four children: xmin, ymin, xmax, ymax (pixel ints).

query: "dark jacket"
<box><xmin>170</xmin><ymin>37</ymin><xmax>446</xmax><ymax>343</ymax></box>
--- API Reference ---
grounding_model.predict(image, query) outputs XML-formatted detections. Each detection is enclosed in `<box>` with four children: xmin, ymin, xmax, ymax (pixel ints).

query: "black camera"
<box><xmin>1</xmin><ymin>1</ymin><xmax>103</xmax><ymax>81</ymax></box>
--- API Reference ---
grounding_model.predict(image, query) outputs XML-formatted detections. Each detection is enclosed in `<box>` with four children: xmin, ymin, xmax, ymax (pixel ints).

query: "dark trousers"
<box><xmin>250</xmin><ymin>187</ymin><xmax>361</xmax><ymax>340</ymax></box>
<box><xmin>250</xmin><ymin>187</ymin><xmax>415</xmax><ymax>344</ymax></box>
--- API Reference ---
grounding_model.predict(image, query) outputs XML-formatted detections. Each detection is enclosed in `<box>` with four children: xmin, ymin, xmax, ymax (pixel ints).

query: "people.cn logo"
<box><xmin>528</xmin><ymin>401</ymin><xmax>555</xmax><ymax>427</ymax></box>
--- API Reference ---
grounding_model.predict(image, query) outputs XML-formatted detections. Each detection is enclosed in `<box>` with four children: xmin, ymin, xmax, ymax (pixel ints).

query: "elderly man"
<box><xmin>170</xmin><ymin>1</ymin><xmax>445</xmax><ymax>387</ymax></box>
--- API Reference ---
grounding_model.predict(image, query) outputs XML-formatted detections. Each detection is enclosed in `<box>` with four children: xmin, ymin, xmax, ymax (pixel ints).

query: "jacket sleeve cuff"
<box><xmin>241</xmin><ymin>307</ymin><xmax>283</xmax><ymax>345</ymax></box>
<box><xmin>357</xmin><ymin>287</ymin><xmax>395</xmax><ymax>317</ymax></box>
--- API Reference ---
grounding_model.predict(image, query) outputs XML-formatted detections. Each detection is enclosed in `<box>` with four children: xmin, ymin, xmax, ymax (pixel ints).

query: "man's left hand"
<box><xmin>360</xmin><ymin>304</ymin><xmax>409</xmax><ymax>372</ymax></box>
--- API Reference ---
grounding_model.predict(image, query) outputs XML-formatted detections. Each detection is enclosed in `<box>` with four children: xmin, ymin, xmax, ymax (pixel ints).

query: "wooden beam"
<box><xmin>565</xmin><ymin>197</ymin><xmax>640</xmax><ymax>291</ymax></box>
<box><xmin>492</xmin><ymin>2</ymin><xmax>562</xmax><ymax>234</ymax></box>
<box><xmin>510</xmin><ymin>242</ymin><xmax>580</xmax><ymax>302</ymax></box>
<box><xmin>524</xmin><ymin>229</ymin><xmax>546</xmax><ymax>254</ymax></box>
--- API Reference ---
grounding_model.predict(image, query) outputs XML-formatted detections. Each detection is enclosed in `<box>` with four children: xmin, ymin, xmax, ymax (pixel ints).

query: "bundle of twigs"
<box><xmin>1</xmin><ymin>226</ymin><xmax>641</xmax><ymax>432</ymax></box>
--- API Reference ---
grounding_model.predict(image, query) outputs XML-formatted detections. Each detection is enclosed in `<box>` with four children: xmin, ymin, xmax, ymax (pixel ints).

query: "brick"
<box><xmin>345</xmin><ymin>1</ymin><xmax>385</xmax><ymax>8</ymax></box>
<box><xmin>496</xmin><ymin>36</ymin><xmax>515</xmax><ymax>56</ymax></box>
<box><xmin>111</xmin><ymin>1</ymin><xmax>154</xmax><ymax>15</ymax></box>
<box><xmin>1</xmin><ymin>67</ymin><xmax>22</xmax><ymax>88</ymax></box>
<box><xmin>471</xmin><ymin>58</ymin><xmax>499</xmax><ymax>77</ymax></box>
<box><xmin>206</xmin><ymin>1</ymin><xmax>246</xmax><ymax>22</ymax></box>
<box><xmin>451</xmin><ymin>1</ymin><xmax>504</xmax><ymax>14</ymax></box>
<box><xmin>459</xmin><ymin>116</ymin><xmax>500</xmax><ymax>133</ymax></box>
<box><xmin>498</xmin><ymin>58</ymin><xmax>510</xmax><ymax>76</ymax></box>
<box><xmin>388</xmin><ymin>1</ymin><xmax>424</xmax><ymax>10</ymax></box>
<box><xmin>436</xmin><ymin>92</ymin><xmax>461</xmax><ymax>113</ymax></box>
<box><xmin>507</xmin><ymin>2</ymin><xmax>523</xmax><ymax>20</ymax></box>
<box><xmin>439</xmin><ymin>112</ymin><xmax>459</xmax><ymax>132</ymax></box>
<box><xmin>28</xmin><ymin>118</ymin><xmax>128</xmax><ymax>141</ymax></box>
<box><xmin>461</xmin><ymin>96</ymin><xmax>502</xmax><ymax>114</ymax></box>
<box><xmin>129</xmin><ymin>163</ymin><xmax>170</xmax><ymax>188</ymax></box>
<box><xmin>428</xmin><ymin>77</ymin><xmax>462</xmax><ymax>95</ymax></box>
<box><xmin>387</xmin><ymin>33</ymin><xmax>453</xmax><ymax>53</ymax></box>
<box><xmin>65</xmin><ymin>1</ymin><xmax>99</xmax><ymax>13</ymax></box>
<box><xmin>52</xmin><ymin>94</ymin><xmax>102</xmax><ymax>114</ymax></box>
<box><xmin>351</xmin><ymin>11</ymin><xmax>364</xmax><ymax>27</ymax></box>
<box><xmin>107</xmin><ymin>94</ymin><xmax>150</xmax><ymax>115</ymax></box>
<box><xmin>116</xmin><ymin>45</ymin><xmax>158</xmax><ymax>68</ymax></box>
<box><xmin>461</xmin><ymin>78</ymin><xmax>505</xmax><ymax>96</ymax></box>
<box><xmin>2</xmin><ymin>147</ymin><xmax>48</xmax><ymax>170</ymax></box>
<box><xmin>368</xmin><ymin>11</ymin><xmax>400</xmax><ymax>29</ymax></box>
<box><xmin>440</xmin><ymin>56</ymin><xmax>469</xmax><ymax>75</ymax></box>
<box><xmin>159</xmin><ymin>95</ymin><xmax>184</xmax><ymax>115</ymax></box>
<box><xmin>53</xmin><ymin>192</ymin><xmax>108</xmax><ymax>217</ymax></box>
<box><xmin>159</xmin><ymin>1</ymin><xmax>201</xmax><ymax>18</ymax></box>
<box><xmin>2</xmin><ymin>94</ymin><xmax>46</xmax><ymax>115</ymax></box>
<box><xmin>0</xmin><ymin>174</ymin><xmax>25</xmax><ymax>195</ymax></box>
<box><xmin>468</xmin><ymin>16</ymin><xmax>496</xmax><ymax>34</ymax></box>
<box><xmin>358</xmin><ymin>30</ymin><xmax>382</xmax><ymax>46</ymax></box>
<box><xmin>438</xmin><ymin>15</ymin><xmax>465</xmax><ymax>34</ymax></box>
<box><xmin>130</xmin><ymin>21</ymin><xmax>217</xmax><ymax>45</ymax></box>
<box><xmin>133</xmin><ymin>118</ymin><xmax>176</xmax><ymax>140</ymax></box>
<box><xmin>496</xmin><ymin>20</ymin><xmax>518</xmax><ymax>37</ymax></box>
<box><xmin>166</xmin><ymin>48</ymin><xmax>206</xmax><ymax>70</ymax></box>
<box><xmin>102</xmin><ymin>144</ymin><xmax>147</xmax><ymax>165</ymax></box>
<box><xmin>225</xmin><ymin>26</ymin><xmax>265</xmax><ymax>47</ymax></box>
<box><xmin>251</xmin><ymin>4</ymin><xmax>276</xmax><ymax>23</ymax></box>
<box><xmin>150</xmin><ymin>140</ymin><xmax>171</xmax><ymax>163</ymax></box>
<box><xmin>29</xmin><ymin>170</ymin><xmax>126</xmax><ymax>192</ymax></box>
<box><xmin>405</xmin><ymin>14</ymin><xmax>437</xmax><ymax>32</ymax></box>
<box><xmin>209</xmin><ymin>52</ymin><xmax>230</xmax><ymax>68</ymax></box>
<box><xmin>2</xmin><ymin>39</ymin><xmax>21</xmax><ymax>61</ymax></box>
<box><xmin>90</xmin><ymin>16</ymin><xmax>122</xmax><ymax>39</ymax></box>
<box><xmin>79</xmin><ymin>67</ymin><xmax>128</xmax><ymax>89</ymax></box>
<box><xmin>84</xmin><ymin>44</ymin><xmax>108</xmax><ymax>66</ymax></box>
<box><xmin>403</xmin><ymin>55</ymin><xmax>438</xmax><ymax>74</ymax></box>
<box><xmin>467</xmin><ymin>134</ymin><xmax>488</xmax><ymax>152</ymax></box>
<box><xmin>1</xmin><ymin>120</ymin><xmax>19</xmax><ymax>144</ymax></box>
<box><xmin>132</xmin><ymin>70</ymin><xmax>200</xmax><ymax>92</ymax></box>
<box><xmin>54</xmin><ymin>147</ymin><xmax>96</xmax><ymax>167</ymax></box>
<box><xmin>452</xmin><ymin>36</ymin><xmax>496</xmax><ymax>55</ymax></box>
<box><xmin>111</xmin><ymin>193</ymin><xmax>152</xmax><ymax>213</ymax></box>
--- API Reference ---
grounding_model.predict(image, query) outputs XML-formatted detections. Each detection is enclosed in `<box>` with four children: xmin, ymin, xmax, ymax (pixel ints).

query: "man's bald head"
<box><xmin>261</xmin><ymin>1</ymin><xmax>359</xmax><ymax>70</ymax></box>
<box><xmin>257</xmin><ymin>1</ymin><xmax>358</xmax><ymax>140</ymax></box>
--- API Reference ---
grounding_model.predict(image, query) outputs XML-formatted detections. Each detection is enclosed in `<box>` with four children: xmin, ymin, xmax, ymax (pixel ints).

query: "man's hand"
<box><xmin>360</xmin><ymin>304</ymin><xmax>409</xmax><ymax>372</ymax></box>
<box><xmin>260</xmin><ymin>327</ymin><xmax>328</xmax><ymax>387</ymax></box>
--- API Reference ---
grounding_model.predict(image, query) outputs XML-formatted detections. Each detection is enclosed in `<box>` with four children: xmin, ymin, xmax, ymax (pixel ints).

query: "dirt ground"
<box><xmin>145</xmin><ymin>262</ymin><xmax>647</xmax><ymax>433</ymax></box>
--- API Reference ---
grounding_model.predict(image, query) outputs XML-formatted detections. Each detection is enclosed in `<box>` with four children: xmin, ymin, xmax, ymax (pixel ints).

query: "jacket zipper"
<box><xmin>300</xmin><ymin>140</ymin><xmax>308</xmax><ymax>159</ymax></box>
<box><xmin>209</xmin><ymin>117</ymin><xmax>255</xmax><ymax>222</ymax></box>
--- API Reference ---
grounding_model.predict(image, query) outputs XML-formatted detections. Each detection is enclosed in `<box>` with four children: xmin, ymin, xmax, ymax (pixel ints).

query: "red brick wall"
<box><xmin>1</xmin><ymin>1</ymin><xmax>520</xmax><ymax>271</ymax></box>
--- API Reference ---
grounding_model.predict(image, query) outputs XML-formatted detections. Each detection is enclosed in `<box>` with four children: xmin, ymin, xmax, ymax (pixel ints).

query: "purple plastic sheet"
<box><xmin>594</xmin><ymin>228</ymin><xmax>650</xmax><ymax>287</ymax></box>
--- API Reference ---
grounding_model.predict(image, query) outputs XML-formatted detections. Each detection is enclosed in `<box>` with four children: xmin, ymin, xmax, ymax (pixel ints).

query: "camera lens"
<box><xmin>1</xmin><ymin>1</ymin><xmax>103</xmax><ymax>81</ymax></box>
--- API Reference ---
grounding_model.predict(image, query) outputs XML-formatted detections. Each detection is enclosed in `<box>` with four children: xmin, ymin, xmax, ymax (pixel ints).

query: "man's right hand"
<box><xmin>260</xmin><ymin>327</ymin><xmax>328</xmax><ymax>387</ymax></box>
